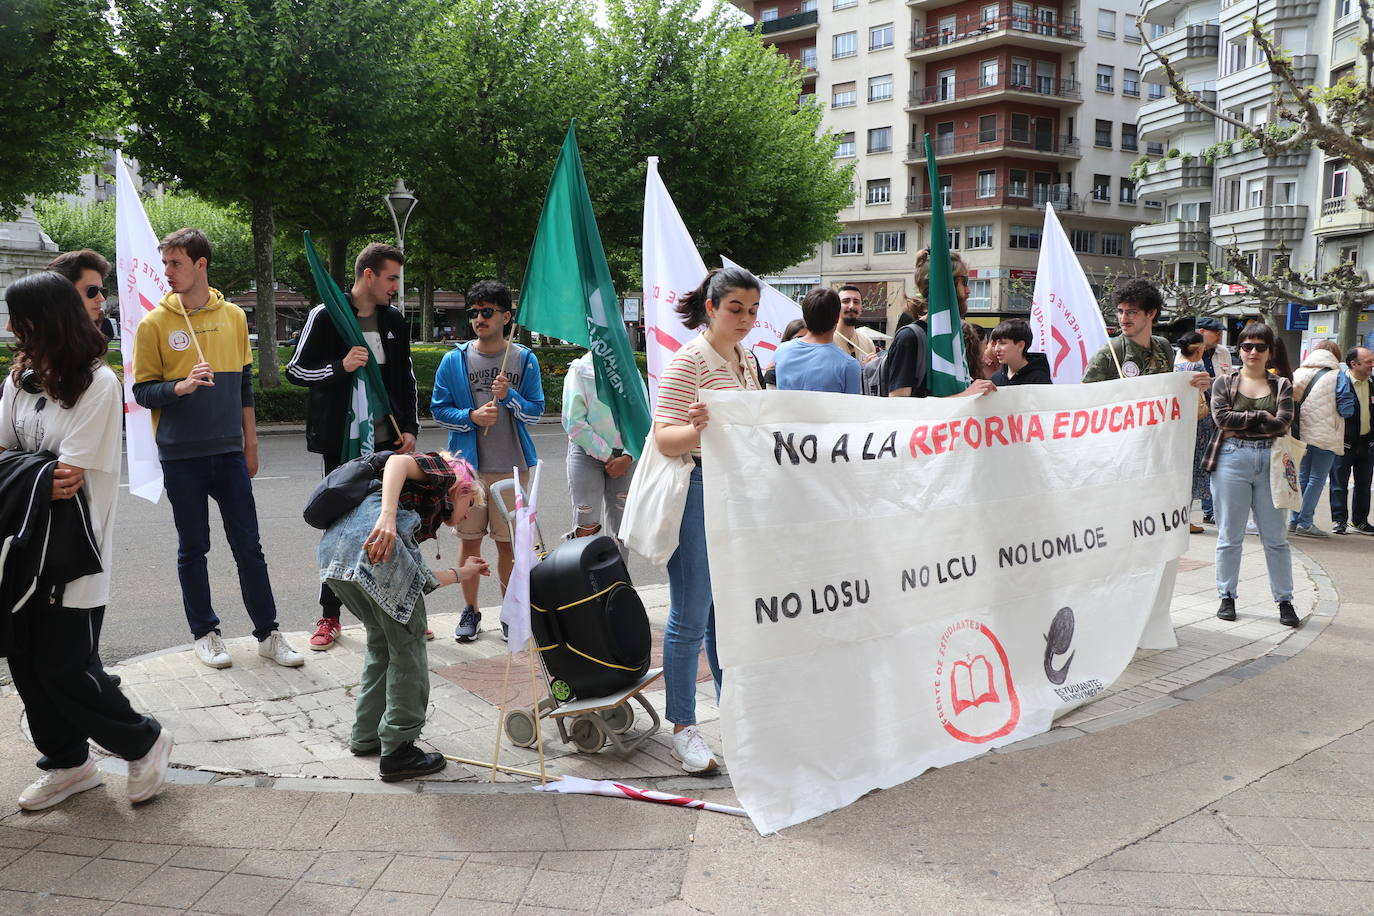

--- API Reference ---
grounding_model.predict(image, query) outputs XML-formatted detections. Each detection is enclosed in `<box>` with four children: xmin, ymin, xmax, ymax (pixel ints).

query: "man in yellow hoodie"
<box><xmin>132</xmin><ymin>228</ymin><xmax>304</xmax><ymax>671</ymax></box>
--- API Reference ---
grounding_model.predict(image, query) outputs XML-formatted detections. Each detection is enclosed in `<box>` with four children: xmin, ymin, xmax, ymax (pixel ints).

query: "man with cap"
<box><xmin>1195</xmin><ymin>316</ymin><xmax>1234</xmax><ymax>379</ymax></box>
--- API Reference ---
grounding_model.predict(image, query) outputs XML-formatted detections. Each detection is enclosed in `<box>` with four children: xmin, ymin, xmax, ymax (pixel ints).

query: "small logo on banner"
<box><xmin>1042</xmin><ymin>606</ymin><xmax>1076</xmax><ymax>685</ymax></box>
<box><xmin>168</xmin><ymin>330</ymin><xmax>192</xmax><ymax>352</ymax></box>
<box><xmin>934</xmin><ymin>619</ymin><xmax>1019</xmax><ymax>744</ymax></box>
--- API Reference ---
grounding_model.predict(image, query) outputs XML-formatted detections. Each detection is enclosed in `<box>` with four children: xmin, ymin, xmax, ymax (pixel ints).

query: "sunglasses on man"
<box><xmin>467</xmin><ymin>307</ymin><xmax>507</xmax><ymax>320</ymax></box>
<box><xmin>84</xmin><ymin>285</ymin><xmax>108</xmax><ymax>300</ymax></box>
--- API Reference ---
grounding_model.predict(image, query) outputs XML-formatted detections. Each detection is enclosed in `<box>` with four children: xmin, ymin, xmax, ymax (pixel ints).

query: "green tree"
<box><xmin>115</xmin><ymin>0</ymin><xmax>428</xmax><ymax>386</ymax></box>
<box><xmin>0</xmin><ymin>0</ymin><xmax>122</xmax><ymax>219</ymax></box>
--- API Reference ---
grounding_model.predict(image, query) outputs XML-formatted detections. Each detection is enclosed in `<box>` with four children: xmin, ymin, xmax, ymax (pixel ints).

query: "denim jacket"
<box><xmin>318</xmin><ymin>492</ymin><xmax>438</xmax><ymax>624</ymax></box>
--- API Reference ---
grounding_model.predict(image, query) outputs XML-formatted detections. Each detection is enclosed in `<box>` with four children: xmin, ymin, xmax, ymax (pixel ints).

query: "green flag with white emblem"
<box><xmin>519</xmin><ymin>121</ymin><xmax>652</xmax><ymax>459</ymax></box>
<box><xmin>923</xmin><ymin>134</ymin><xmax>970</xmax><ymax>397</ymax></box>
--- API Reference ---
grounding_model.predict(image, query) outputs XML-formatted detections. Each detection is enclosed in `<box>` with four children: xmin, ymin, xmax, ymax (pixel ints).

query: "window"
<box><xmin>1008</xmin><ymin>169</ymin><xmax>1028</xmax><ymax>197</ymax></box>
<box><xmin>1096</xmin><ymin>64</ymin><xmax>1114</xmax><ymax>93</ymax></box>
<box><xmin>1097</xmin><ymin>9</ymin><xmax>1115</xmax><ymax>36</ymax></box>
<box><xmin>976</xmin><ymin>170</ymin><xmax>997</xmax><ymax>197</ymax></box>
<box><xmin>1092</xmin><ymin>174</ymin><xmax>1111</xmax><ymax>201</ymax></box>
<box><xmin>1147</xmin><ymin>82</ymin><xmax>1165</xmax><ymax>100</ymax></box>
<box><xmin>869</xmin><ymin>23</ymin><xmax>894</xmax><ymax>50</ymax></box>
<box><xmin>801</xmin><ymin>47</ymin><xmax>817</xmax><ymax>70</ymax></box>
<box><xmin>967</xmin><ymin>279</ymin><xmax>992</xmax><ymax>311</ymax></box>
<box><xmin>1246</xmin><ymin>178</ymin><xmax>1265</xmax><ymax>208</ymax></box>
<box><xmin>1010</xmin><ymin>58</ymin><xmax>1030</xmax><ymax>87</ymax></box>
<box><xmin>1121</xmin><ymin>123</ymin><xmax>1137</xmax><ymax>151</ymax></box>
<box><xmin>760</xmin><ymin>7</ymin><xmax>778</xmax><ymax>21</ymax></box>
<box><xmin>833</xmin><ymin>233</ymin><xmax>864</xmax><ymax>255</ymax></box>
<box><xmin>834</xmin><ymin>0</ymin><xmax>857</xmax><ymax>8</ymax></box>
<box><xmin>866</xmin><ymin>179</ymin><xmax>891</xmax><ymax>204</ymax></box>
<box><xmin>1146</xmin><ymin>141</ymin><xmax>1164</xmax><ymax>155</ymax></box>
<box><xmin>1176</xmin><ymin>262</ymin><xmax>1206</xmax><ymax>285</ymax></box>
<box><xmin>868</xmin><ymin>126</ymin><xmax>892</xmax><ymax>153</ymax></box>
<box><xmin>1095</xmin><ymin>120</ymin><xmax>1112</xmax><ymax>148</ymax></box>
<box><xmin>1143</xmin><ymin>199</ymin><xmax>1163</xmax><ymax>209</ymax></box>
<box><xmin>1101</xmin><ymin>233</ymin><xmax>1125</xmax><ymax>256</ymax></box>
<box><xmin>1010</xmin><ymin>113</ymin><xmax>1029</xmax><ymax>142</ymax></box>
<box><xmin>1012</xmin><ymin>2</ymin><xmax>1033</xmax><ymax>29</ymax></box>
<box><xmin>874</xmin><ymin>230</ymin><xmax>907</xmax><ymax>253</ymax></box>
<box><xmin>835</xmin><ymin>131</ymin><xmax>855</xmax><ymax>157</ymax></box>
<box><xmin>801</xmin><ymin>0</ymin><xmax>817</xmax><ymax>10</ymax></box>
<box><xmin>979</xmin><ymin>115</ymin><xmax>998</xmax><ymax>142</ymax></box>
<box><xmin>982</xmin><ymin>3</ymin><xmax>1000</xmax><ymax>23</ymax></box>
<box><xmin>1120</xmin><ymin>178</ymin><xmax>1136</xmax><ymax>203</ymax></box>
<box><xmin>966</xmin><ymin>225</ymin><xmax>994</xmax><ymax>249</ymax></box>
<box><xmin>947</xmin><ymin>228</ymin><xmax>961</xmax><ymax>249</ymax></box>
<box><xmin>1276</xmin><ymin>180</ymin><xmax>1297</xmax><ymax>205</ymax></box>
<box><xmin>935</xmin><ymin>121</ymin><xmax>955</xmax><ymax>154</ymax></box>
<box><xmin>1070</xmin><ymin>229</ymin><xmax>1097</xmax><ymax>253</ymax></box>
<box><xmin>980</xmin><ymin>59</ymin><xmax>999</xmax><ymax>88</ymax></box>
<box><xmin>1123</xmin><ymin>69</ymin><xmax>1140</xmax><ymax>97</ymax></box>
<box><xmin>1123</xmin><ymin>16</ymin><xmax>1140</xmax><ymax>42</ymax></box>
<box><xmin>1225</xmin><ymin>38</ymin><xmax>1248</xmax><ymax>74</ymax></box>
<box><xmin>832</xmin><ymin>82</ymin><xmax>857</xmax><ymax>107</ymax></box>
<box><xmin>833</xmin><ymin>31</ymin><xmax>857</xmax><ymax>58</ymax></box>
<box><xmin>868</xmin><ymin>74</ymin><xmax>894</xmax><ymax>101</ymax></box>
<box><xmin>1247</xmin><ymin>104</ymin><xmax>1269</xmax><ymax>128</ymax></box>
<box><xmin>1330</xmin><ymin>165</ymin><xmax>1350</xmax><ymax>198</ymax></box>
<box><xmin>1338</xmin><ymin>0</ymin><xmax>1355</xmax><ymax>19</ymax></box>
<box><xmin>1010</xmin><ymin>225</ymin><xmax>1041</xmax><ymax>249</ymax></box>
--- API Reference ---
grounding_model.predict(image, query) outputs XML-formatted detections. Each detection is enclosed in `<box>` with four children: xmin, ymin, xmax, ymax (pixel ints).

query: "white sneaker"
<box><xmin>194</xmin><ymin>632</ymin><xmax>232</xmax><ymax>669</ymax></box>
<box><xmin>257</xmin><ymin>631</ymin><xmax>304</xmax><ymax>668</ymax></box>
<box><xmin>128</xmin><ymin>729</ymin><xmax>173</xmax><ymax>804</ymax></box>
<box><xmin>671</xmin><ymin>725</ymin><xmax>719</xmax><ymax>774</ymax></box>
<box><xmin>18</xmin><ymin>759</ymin><xmax>103</xmax><ymax>811</ymax></box>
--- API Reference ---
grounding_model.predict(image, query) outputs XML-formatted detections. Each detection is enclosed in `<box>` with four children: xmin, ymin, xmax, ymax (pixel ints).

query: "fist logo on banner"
<box><xmin>934</xmin><ymin>619</ymin><xmax>1020</xmax><ymax>744</ymax></box>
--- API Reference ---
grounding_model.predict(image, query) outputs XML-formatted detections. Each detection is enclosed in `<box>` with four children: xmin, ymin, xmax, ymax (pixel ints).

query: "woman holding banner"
<box><xmin>654</xmin><ymin>266</ymin><xmax>763</xmax><ymax>774</ymax></box>
<box><xmin>1201</xmin><ymin>323</ymin><xmax>1297</xmax><ymax>627</ymax></box>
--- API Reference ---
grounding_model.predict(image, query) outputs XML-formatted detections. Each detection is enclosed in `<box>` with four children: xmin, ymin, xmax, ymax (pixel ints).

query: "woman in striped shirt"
<box><xmin>654</xmin><ymin>266</ymin><xmax>763</xmax><ymax>774</ymax></box>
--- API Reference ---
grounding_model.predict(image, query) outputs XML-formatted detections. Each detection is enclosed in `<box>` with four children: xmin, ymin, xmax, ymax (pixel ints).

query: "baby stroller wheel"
<box><xmin>601</xmin><ymin>702</ymin><xmax>634</xmax><ymax>735</ymax></box>
<box><xmin>569</xmin><ymin>714</ymin><xmax>608</xmax><ymax>754</ymax></box>
<box><xmin>504</xmin><ymin>709</ymin><xmax>539</xmax><ymax>748</ymax></box>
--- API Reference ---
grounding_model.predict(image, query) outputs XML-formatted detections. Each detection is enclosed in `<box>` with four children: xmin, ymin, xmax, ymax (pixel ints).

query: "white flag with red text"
<box><xmin>500</xmin><ymin>462</ymin><xmax>542</xmax><ymax>655</ymax></box>
<box><xmin>1029</xmin><ymin>204</ymin><xmax>1111</xmax><ymax>384</ymax></box>
<box><xmin>642</xmin><ymin>158</ymin><xmax>703</xmax><ymax>408</ymax></box>
<box><xmin>114</xmin><ymin>153</ymin><xmax>164</xmax><ymax>503</ymax></box>
<box><xmin>720</xmin><ymin>256</ymin><xmax>802</xmax><ymax>368</ymax></box>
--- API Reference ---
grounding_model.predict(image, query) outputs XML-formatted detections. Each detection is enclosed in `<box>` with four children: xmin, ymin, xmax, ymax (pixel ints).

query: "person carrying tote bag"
<box><xmin>1200</xmin><ymin>323</ymin><xmax>1298</xmax><ymax>627</ymax></box>
<box><xmin>620</xmin><ymin>431</ymin><xmax>693</xmax><ymax>568</ymax></box>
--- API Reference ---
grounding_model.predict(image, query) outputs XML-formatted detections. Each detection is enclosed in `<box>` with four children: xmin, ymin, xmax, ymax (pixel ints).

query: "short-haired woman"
<box><xmin>1201</xmin><ymin>323</ymin><xmax>1298</xmax><ymax>626</ymax></box>
<box><xmin>0</xmin><ymin>272</ymin><xmax>171</xmax><ymax>809</ymax></box>
<box><xmin>654</xmin><ymin>266</ymin><xmax>763</xmax><ymax>774</ymax></box>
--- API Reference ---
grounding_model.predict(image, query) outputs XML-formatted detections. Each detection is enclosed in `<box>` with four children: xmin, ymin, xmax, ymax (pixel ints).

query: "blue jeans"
<box><xmin>162</xmin><ymin>452</ymin><xmax>280</xmax><ymax>640</ymax></box>
<box><xmin>1289</xmin><ymin>445</ymin><xmax>1336</xmax><ymax>529</ymax></box>
<box><xmin>1211</xmin><ymin>439</ymin><xmax>1294</xmax><ymax>602</ymax></box>
<box><xmin>664</xmin><ymin>466</ymin><xmax>722</xmax><ymax>726</ymax></box>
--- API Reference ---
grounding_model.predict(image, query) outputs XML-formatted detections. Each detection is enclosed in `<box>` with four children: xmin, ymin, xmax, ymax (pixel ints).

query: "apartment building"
<box><xmin>743</xmin><ymin>0</ymin><xmax>1153</xmax><ymax>328</ymax></box>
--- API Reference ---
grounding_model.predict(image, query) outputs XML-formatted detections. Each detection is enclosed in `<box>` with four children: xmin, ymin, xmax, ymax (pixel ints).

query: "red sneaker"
<box><xmin>309</xmin><ymin>617</ymin><xmax>341</xmax><ymax>651</ymax></box>
<box><xmin>425</xmin><ymin>629</ymin><xmax>435</xmax><ymax>641</ymax></box>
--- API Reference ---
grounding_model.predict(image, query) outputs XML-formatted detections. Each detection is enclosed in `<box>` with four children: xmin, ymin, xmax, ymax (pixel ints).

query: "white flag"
<box><xmin>114</xmin><ymin>153</ymin><xmax>165</xmax><ymax>503</ymax></box>
<box><xmin>720</xmin><ymin>256</ymin><xmax>803</xmax><ymax>365</ymax></box>
<box><xmin>1029</xmin><ymin>204</ymin><xmax>1111</xmax><ymax>384</ymax></box>
<box><xmin>642</xmin><ymin>158</ymin><xmax>704</xmax><ymax>406</ymax></box>
<box><xmin>500</xmin><ymin>461</ymin><xmax>542</xmax><ymax>655</ymax></box>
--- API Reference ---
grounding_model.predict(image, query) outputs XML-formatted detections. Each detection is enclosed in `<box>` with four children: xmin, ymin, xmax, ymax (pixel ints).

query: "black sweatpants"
<box><xmin>9</xmin><ymin>601</ymin><xmax>161</xmax><ymax>770</ymax></box>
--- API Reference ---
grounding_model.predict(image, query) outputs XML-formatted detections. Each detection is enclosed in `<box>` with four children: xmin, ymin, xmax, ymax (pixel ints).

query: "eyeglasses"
<box><xmin>1115</xmin><ymin>309</ymin><xmax>1144</xmax><ymax>319</ymax></box>
<box><xmin>1238</xmin><ymin>342</ymin><xmax>1270</xmax><ymax>353</ymax></box>
<box><xmin>467</xmin><ymin>307</ymin><xmax>506</xmax><ymax>320</ymax></box>
<box><xmin>84</xmin><ymin>285</ymin><xmax>108</xmax><ymax>300</ymax></box>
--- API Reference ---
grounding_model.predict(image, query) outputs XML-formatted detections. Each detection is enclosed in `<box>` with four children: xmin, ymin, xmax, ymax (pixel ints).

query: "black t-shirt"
<box><xmin>883</xmin><ymin>322</ymin><xmax>928</xmax><ymax>397</ymax></box>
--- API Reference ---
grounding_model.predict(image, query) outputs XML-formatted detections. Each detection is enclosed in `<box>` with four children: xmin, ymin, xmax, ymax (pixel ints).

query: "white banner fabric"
<box><xmin>720</xmin><ymin>256</ymin><xmax>802</xmax><ymax>362</ymax></box>
<box><xmin>641</xmin><ymin>158</ymin><xmax>704</xmax><ymax>406</ymax></box>
<box><xmin>1029</xmin><ymin>204</ymin><xmax>1112</xmax><ymax>385</ymax></box>
<box><xmin>700</xmin><ymin>374</ymin><xmax>1194</xmax><ymax>834</ymax></box>
<box><xmin>500</xmin><ymin>461</ymin><xmax>542</xmax><ymax>655</ymax></box>
<box><xmin>114</xmin><ymin>153</ymin><xmax>165</xmax><ymax>503</ymax></box>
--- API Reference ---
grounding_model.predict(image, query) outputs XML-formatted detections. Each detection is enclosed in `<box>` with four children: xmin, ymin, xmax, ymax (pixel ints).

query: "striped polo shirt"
<box><xmin>654</xmin><ymin>335</ymin><xmax>761</xmax><ymax>457</ymax></box>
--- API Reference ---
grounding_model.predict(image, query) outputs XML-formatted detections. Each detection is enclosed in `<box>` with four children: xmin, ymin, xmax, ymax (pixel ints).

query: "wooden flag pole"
<box><xmin>442</xmin><ymin>755</ymin><xmax>557</xmax><ymax>780</ymax></box>
<box><xmin>483</xmin><ymin>329</ymin><xmax>518</xmax><ymax>437</ymax></box>
<box><xmin>526</xmin><ymin>636</ymin><xmax>548</xmax><ymax>785</ymax></box>
<box><xmin>489</xmin><ymin>649</ymin><xmax>514</xmax><ymax>782</ymax></box>
<box><xmin>178</xmin><ymin>303</ymin><xmax>208</xmax><ymax>366</ymax></box>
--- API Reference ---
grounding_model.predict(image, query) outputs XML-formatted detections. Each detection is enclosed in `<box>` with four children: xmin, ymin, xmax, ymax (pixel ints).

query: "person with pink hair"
<box><xmin>318</xmin><ymin>451</ymin><xmax>489</xmax><ymax>781</ymax></box>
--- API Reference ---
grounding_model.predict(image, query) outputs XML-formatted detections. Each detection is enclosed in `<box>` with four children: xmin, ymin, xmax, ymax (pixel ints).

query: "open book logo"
<box><xmin>949</xmin><ymin>656</ymin><xmax>998</xmax><ymax>713</ymax></box>
<box><xmin>934</xmin><ymin>619</ymin><xmax>1020</xmax><ymax>744</ymax></box>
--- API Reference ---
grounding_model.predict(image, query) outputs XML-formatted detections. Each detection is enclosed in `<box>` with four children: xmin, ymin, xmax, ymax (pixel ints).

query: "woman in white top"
<box><xmin>653</xmin><ymin>267</ymin><xmax>763</xmax><ymax>774</ymax></box>
<box><xmin>0</xmin><ymin>272</ymin><xmax>172</xmax><ymax>810</ymax></box>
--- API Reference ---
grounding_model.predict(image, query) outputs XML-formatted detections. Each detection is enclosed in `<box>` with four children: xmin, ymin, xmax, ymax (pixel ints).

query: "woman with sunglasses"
<box><xmin>48</xmin><ymin>249</ymin><xmax>115</xmax><ymax>339</ymax></box>
<box><xmin>1200</xmin><ymin>323</ymin><xmax>1298</xmax><ymax>627</ymax></box>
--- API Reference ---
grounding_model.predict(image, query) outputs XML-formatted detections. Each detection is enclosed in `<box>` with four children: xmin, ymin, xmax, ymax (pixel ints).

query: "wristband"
<box><xmin>448</xmin><ymin>566</ymin><xmax>460</xmax><ymax>585</ymax></box>
<box><xmin>611</xmin><ymin>448</ymin><xmax>624</xmax><ymax>459</ymax></box>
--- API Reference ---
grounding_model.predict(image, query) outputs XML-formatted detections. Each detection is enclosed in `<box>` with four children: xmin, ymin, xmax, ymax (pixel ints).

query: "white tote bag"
<box><xmin>620</xmin><ymin>432</ymin><xmax>694</xmax><ymax>568</ymax></box>
<box><xmin>1270</xmin><ymin>434</ymin><xmax>1306</xmax><ymax>512</ymax></box>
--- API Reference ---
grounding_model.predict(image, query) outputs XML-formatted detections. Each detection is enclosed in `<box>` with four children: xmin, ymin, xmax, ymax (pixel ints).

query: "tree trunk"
<box><xmin>252</xmin><ymin>197</ymin><xmax>279</xmax><ymax>388</ymax></box>
<box><xmin>1339</xmin><ymin>297</ymin><xmax>1361</xmax><ymax>353</ymax></box>
<box><xmin>328</xmin><ymin>237</ymin><xmax>349</xmax><ymax>287</ymax></box>
<box><xmin>419</xmin><ymin>275</ymin><xmax>434</xmax><ymax>342</ymax></box>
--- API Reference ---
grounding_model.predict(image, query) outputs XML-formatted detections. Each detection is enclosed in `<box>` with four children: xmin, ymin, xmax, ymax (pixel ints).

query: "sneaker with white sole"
<box><xmin>18</xmin><ymin>759</ymin><xmax>103</xmax><ymax>811</ymax></box>
<box><xmin>257</xmin><ymin>631</ymin><xmax>305</xmax><ymax>667</ymax></box>
<box><xmin>127</xmin><ymin>730</ymin><xmax>174</xmax><ymax>804</ymax></box>
<box><xmin>455</xmin><ymin>605</ymin><xmax>481</xmax><ymax>642</ymax></box>
<box><xmin>671</xmin><ymin>725</ymin><xmax>719</xmax><ymax>774</ymax></box>
<box><xmin>1294</xmin><ymin>524</ymin><xmax>1331</xmax><ymax>539</ymax></box>
<box><xmin>194</xmin><ymin>632</ymin><xmax>232</xmax><ymax>669</ymax></box>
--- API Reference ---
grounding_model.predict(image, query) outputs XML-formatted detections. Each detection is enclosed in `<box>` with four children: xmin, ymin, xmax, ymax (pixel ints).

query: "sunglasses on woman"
<box><xmin>467</xmin><ymin>307</ymin><xmax>506</xmax><ymax>320</ymax></box>
<box><xmin>1238</xmin><ymin>342</ymin><xmax>1269</xmax><ymax>353</ymax></box>
<box><xmin>84</xmin><ymin>285</ymin><xmax>108</xmax><ymax>300</ymax></box>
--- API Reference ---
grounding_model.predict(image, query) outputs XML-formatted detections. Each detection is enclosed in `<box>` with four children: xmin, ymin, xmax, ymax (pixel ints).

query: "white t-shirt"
<box><xmin>0</xmin><ymin>366</ymin><xmax>122</xmax><ymax>608</ymax></box>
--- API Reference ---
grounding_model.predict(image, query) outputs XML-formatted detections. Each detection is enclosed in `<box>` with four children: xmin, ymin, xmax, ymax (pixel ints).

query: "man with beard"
<box><xmin>834</xmin><ymin>285</ymin><xmax>876</xmax><ymax>363</ymax></box>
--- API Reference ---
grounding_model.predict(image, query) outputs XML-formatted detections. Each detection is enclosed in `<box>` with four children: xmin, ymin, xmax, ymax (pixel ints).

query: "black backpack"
<box><xmin>302</xmin><ymin>451</ymin><xmax>393</xmax><ymax>530</ymax></box>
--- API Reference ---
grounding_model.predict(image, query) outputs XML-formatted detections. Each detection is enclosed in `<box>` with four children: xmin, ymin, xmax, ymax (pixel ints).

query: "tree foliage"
<box><xmin>0</xmin><ymin>0</ymin><xmax>122</xmax><ymax>220</ymax></box>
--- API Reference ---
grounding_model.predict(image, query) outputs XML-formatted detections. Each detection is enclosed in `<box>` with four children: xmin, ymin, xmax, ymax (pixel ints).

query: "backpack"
<box><xmin>863</xmin><ymin>349</ymin><xmax>889</xmax><ymax>396</ymax></box>
<box><xmin>302</xmin><ymin>451</ymin><xmax>393</xmax><ymax>530</ymax></box>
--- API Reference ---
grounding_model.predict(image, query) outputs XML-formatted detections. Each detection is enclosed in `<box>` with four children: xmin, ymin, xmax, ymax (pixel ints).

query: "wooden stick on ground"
<box><xmin>490</xmin><ymin>649</ymin><xmax>514</xmax><ymax>783</ymax></box>
<box><xmin>526</xmin><ymin>636</ymin><xmax>548</xmax><ymax>785</ymax></box>
<box><xmin>442</xmin><ymin>756</ymin><xmax>559</xmax><ymax>781</ymax></box>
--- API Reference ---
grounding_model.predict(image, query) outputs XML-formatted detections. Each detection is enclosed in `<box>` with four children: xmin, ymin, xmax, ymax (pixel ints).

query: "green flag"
<box><xmin>302</xmin><ymin>230</ymin><xmax>392</xmax><ymax>462</ymax></box>
<box><xmin>923</xmin><ymin>134</ymin><xmax>970</xmax><ymax>397</ymax></box>
<box><xmin>518</xmin><ymin>121</ymin><xmax>652</xmax><ymax>460</ymax></box>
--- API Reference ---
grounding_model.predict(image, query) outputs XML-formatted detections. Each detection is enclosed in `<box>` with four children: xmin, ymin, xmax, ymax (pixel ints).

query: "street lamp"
<box><xmin>383</xmin><ymin>179</ymin><xmax>418</xmax><ymax>311</ymax></box>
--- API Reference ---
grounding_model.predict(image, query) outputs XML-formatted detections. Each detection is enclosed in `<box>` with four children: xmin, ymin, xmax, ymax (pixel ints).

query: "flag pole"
<box><xmin>483</xmin><ymin>323</ymin><xmax>519</xmax><ymax>437</ymax></box>
<box><xmin>443</xmin><ymin>755</ymin><xmax>556</xmax><ymax>780</ymax></box>
<box><xmin>178</xmin><ymin>305</ymin><xmax>208</xmax><ymax>365</ymax></box>
<box><xmin>526</xmin><ymin>636</ymin><xmax>548</xmax><ymax>785</ymax></box>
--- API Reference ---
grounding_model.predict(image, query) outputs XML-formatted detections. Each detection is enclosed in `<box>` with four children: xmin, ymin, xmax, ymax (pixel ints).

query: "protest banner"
<box><xmin>1030</xmin><ymin>204</ymin><xmax>1112</xmax><ymax>384</ymax></box>
<box><xmin>700</xmin><ymin>373</ymin><xmax>1194</xmax><ymax>834</ymax></box>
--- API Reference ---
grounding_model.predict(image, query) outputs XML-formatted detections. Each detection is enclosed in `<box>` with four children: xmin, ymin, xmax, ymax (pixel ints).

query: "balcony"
<box><xmin>1136</xmin><ymin>90</ymin><xmax>1216</xmax><ymax>143</ymax></box>
<box><xmin>1138</xmin><ymin>23</ymin><xmax>1220</xmax><ymax>83</ymax></box>
<box><xmin>754</xmin><ymin>9</ymin><xmax>819</xmax><ymax>40</ymax></box>
<box><xmin>907</xmin><ymin>74</ymin><xmax>1081</xmax><ymax>114</ymax></box>
<box><xmin>1215</xmin><ymin>55</ymin><xmax>1317</xmax><ymax>110</ymax></box>
<box><xmin>1220</xmin><ymin>0</ymin><xmax>1319</xmax><ymax>29</ymax></box>
<box><xmin>1131</xmin><ymin>220</ymin><xmax>1211</xmax><ymax>259</ymax></box>
<box><xmin>905</xmin><ymin>186</ymin><xmax>1081</xmax><ymax>213</ymax></box>
<box><xmin>1136</xmin><ymin>159</ymin><xmax>1214</xmax><ymax>199</ymax></box>
<box><xmin>1209</xmin><ymin>205</ymin><xmax>1308</xmax><ymax>247</ymax></box>
<box><xmin>908</xmin><ymin>12</ymin><xmax>1083</xmax><ymax>62</ymax></box>
<box><xmin>905</xmin><ymin>129</ymin><xmax>1080</xmax><ymax>163</ymax></box>
<box><xmin>1213</xmin><ymin>145</ymin><xmax>1310</xmax><ymax>180</ymax></box>
<box><xmin>907</xmin><ymin>0</ymin><xmax>967</xmax><ymax>11</ymax></box>
<box><xmin>1314</xmin><ymin>195</ymin><xmax>1374</xmax><ymax>237</ymax></box>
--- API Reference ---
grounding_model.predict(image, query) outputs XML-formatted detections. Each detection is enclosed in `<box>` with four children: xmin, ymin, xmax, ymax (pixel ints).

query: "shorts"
<box><xmin>456</xmin><ymin>469</ymin><xmax>531</xmax><ymax>543</ymax></box>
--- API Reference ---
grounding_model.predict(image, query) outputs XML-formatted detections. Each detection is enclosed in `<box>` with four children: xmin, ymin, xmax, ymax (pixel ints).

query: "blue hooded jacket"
<box><xmin>430</xmin><ymin>341</ymin><xmax>544</xmax><ymax>467</ymax></box>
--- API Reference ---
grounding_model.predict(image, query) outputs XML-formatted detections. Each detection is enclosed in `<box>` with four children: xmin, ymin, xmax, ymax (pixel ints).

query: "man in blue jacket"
<box><xmin>431</xmin><ymin>281</ymin><xmax>544</xmax><ymax>640</ymax></box>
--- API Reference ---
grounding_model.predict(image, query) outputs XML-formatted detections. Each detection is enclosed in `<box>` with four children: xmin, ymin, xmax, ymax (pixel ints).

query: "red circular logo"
<box><xmin>934</xmin><ymin>619</ymin><xmax>1020</xmax><ymax>744</ymax></box>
